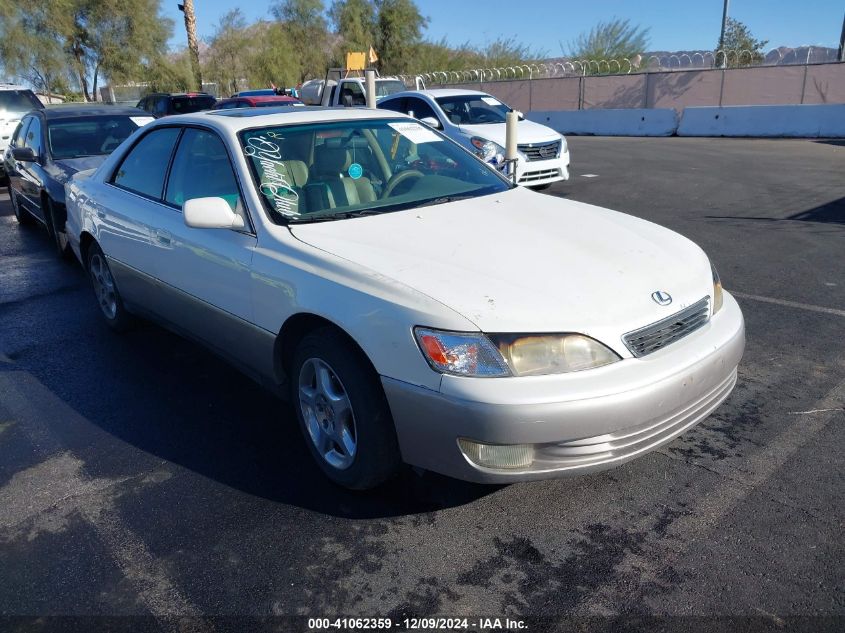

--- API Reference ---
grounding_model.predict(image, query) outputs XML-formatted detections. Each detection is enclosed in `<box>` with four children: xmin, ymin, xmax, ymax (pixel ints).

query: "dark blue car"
<box><xmin>4</xmin><ymin>104</ymin><xmax>153</xmax><ymax>256</ymax></box>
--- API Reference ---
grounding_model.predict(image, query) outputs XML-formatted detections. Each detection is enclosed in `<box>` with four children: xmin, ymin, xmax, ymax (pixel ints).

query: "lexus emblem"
<box><xmin>651</xmin><ymin>291</ymin><xmax>673</xmax><ymax>306</ymax></box>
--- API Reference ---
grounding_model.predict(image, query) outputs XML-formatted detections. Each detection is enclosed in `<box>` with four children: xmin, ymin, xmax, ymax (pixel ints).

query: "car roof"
<box><xmin>381</xmin><ymin>89</ymin><xmax>490</xmax><ymax>100</ymax></box>
<box><xmin>227</xmin><ymin>96</ymin><xmax>300</xmax><ymax>103</ymax></box>
<box><xmin>39</xmin><ymin>105</ymin><xmax>149</xmax><ymax>120</ymax></box>
<box><xmin>142</xmin><ymin>93</ymin><xmax>215</xmax><ymax>98</ymax></box>
<box><xmin>165</xmin><ymin>106</ymin><xmax>411</xmax><ymax>132</ymax></box>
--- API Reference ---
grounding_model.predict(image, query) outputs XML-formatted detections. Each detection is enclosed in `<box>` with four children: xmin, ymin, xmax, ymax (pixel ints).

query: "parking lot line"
<box><xmin>729</xmin><ymin>291</ymin><xmax>845</xmax><ymax>318</ymax></box>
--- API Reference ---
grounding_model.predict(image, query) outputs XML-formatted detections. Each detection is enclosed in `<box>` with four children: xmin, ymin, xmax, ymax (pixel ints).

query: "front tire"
<box><xmin>86</xmin><ymin>242</ymin><xmax>133</xmax><ymax>331</ymax></box>
<box><xmin>45</xmin><ymin>198</ymin><xmax>71</xmax><ymax>258</ymax></box>
<box><xmin>9</xmin><ymin>187</ymin><xmax>33</xmax><ymax>226</ymax></box>
<box><xmin>291</xmin><ymin>327</ymin><xmax>401</xmax><ymax>490</ymax></box>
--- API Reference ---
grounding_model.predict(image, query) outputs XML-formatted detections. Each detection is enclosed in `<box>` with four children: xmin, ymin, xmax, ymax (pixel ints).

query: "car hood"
<box><xmin>459</xmin><ymin>120</ymin><xmax>561</xmax><ymax>147</ymax></box>
<box><xmin>289</xmin><ymin>188</ymin><xmax>713</xmax><ymax>352</ymax></box>
<box><xmin>46</xmin><ymin>155</ymin><xmax>109</xmax><ymax>185</ymax></box>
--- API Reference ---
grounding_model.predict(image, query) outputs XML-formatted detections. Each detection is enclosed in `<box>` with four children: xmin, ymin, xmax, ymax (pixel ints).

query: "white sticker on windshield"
<box><xmin>130</xmin><ymin>116</ymin><xmax>155</xmax><ymax>127</ymax></box>
<box><xmin>481</xmin><ymin>97</ymin><xmax>501</xmax><ymax>106</ymax></box>
<box><xmin>388</xmin><ymin>121</ymin><xmax>441</xmax><ymax>144</ymax></box>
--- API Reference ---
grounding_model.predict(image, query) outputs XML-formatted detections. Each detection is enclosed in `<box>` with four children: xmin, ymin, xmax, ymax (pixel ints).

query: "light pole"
<box><xmin>718</xmin><ymin>0</ymin><xmax>731</xmax><ymax>68</ymax></box>
<box><xmin>838</xmin><ymin>11</ymin><xmax>844</xmax><ymax>62</ymax></box>
<box><xmin>178</xmin><ymin>1</ymin><xmax>203</xmax><ymax>92</ymax></box>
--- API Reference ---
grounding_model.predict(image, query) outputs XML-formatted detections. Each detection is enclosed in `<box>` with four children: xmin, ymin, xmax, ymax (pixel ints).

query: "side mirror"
<box><xmin>183</xmin><ymin>197</ymin><xmax>245</xmax><ymax>230</ymax></box>
<box><xmin>515</xmin><ymin>110</ymin><xmax>525</xmax><ymax>121</ymax></box>
<box><xmin>420</xmin><ymin>116</ymin><xmax>442</xmax><ymax>129</ymax></box>
<box><xmin>12</xmin><ymin>147</ymin><xmax>37</xmax><ymax>163</ymax></box>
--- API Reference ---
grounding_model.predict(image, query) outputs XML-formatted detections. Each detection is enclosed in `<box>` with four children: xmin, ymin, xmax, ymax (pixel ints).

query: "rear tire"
<box><xmin>9</xmin><ymin>187</ymin><xmax>33</xmax><ymax>226</ymax></box>
<box><xmin>291</xmin><ymin>327</ymin><xmax>401</xmax><ymax>490</ymax></box>
<box><xmin>86</xmin><ymin>242</ymin><xmax>134</xmax><ymax>332</ymax></box>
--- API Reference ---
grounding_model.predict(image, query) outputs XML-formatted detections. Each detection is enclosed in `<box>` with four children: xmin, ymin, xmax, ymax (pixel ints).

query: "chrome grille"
<box><xmin>518</xmin><ymin>168</ymin><xmax>561</xmax><ymax>183</ymax></box>
<box><xmin>518</xmin><ymin>140</ymin><xmax>560</xmax><ymax>161</ymax></box>
<box><xmin>623</xmin><ymin>297</ymin><xmax>710</xmax><ymax>357</ymax></box>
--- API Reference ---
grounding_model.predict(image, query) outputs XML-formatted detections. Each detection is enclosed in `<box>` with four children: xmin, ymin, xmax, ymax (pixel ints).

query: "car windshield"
<box><xmin>47</xmin><ymin>115</ymin><xmax>144</xmax><ymax>159</ymax></box>
<box><xmin>240</xmin><ymin>118</ymin><xmax>510</xmax><ymax>224</ymax></box>
<box><xmin>0</xmin><ymin>90</ymin><xmax>42</xmax><ymax>112</ymax></box>
<box><xmin>435</xmin><ymin>95</ymin><xmax>510</xmax><ymax>125</ymax></box>
<box><xmin>376</xmin><ymin>80</ymin><xmax>406</xmax><ymax>97</ymax></box>
<box><xmin>170</xmin><ymin>96</ymin><xmax>216</xmax><ymax>114</ymax></box>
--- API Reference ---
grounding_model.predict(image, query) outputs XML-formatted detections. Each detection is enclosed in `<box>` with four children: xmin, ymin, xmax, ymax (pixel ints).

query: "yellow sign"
<box><xmin>345</xmin><ymin>52</ymin><xmax>366</xmax><ymax>71</ymax></box>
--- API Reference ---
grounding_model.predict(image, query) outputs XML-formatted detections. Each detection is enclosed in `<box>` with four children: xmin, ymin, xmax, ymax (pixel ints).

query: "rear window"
<box><xmin>169</xmin><ymin>96</ymin><xmax>216</xmax><ymax>114</ymax></box>
<box><xmin>47</xmin><ymin>116</ymin><xmax>144</xmax><ymax>159</ymax></box>
<box><xmin>0</xmin><ymin>90</ymin><xmax>43</xmax><ymax>112</ymax></box>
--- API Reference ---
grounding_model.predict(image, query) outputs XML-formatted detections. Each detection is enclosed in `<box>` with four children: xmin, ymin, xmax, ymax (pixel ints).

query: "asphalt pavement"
<box><xmin>0</xmin><ymin>137</ymin><xmax>843</xmax><ymax>632</ymax></box>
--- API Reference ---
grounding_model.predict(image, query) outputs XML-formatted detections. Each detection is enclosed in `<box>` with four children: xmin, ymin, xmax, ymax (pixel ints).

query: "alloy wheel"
<box><xmin>298</xmin><ymin>358</ymin><xmax>358</xmax><ymax>470</ymax></box>
<box><xmin>89</xmin><ymin>253</ymin><xmax>117</xmax><ymax>319</ymax></box>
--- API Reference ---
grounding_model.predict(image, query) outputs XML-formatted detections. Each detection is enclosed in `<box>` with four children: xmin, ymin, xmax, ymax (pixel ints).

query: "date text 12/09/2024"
<box><xmin>308</xmin><ymin>617</ymin><xmax>528</xmax><ymax>630</ymax></box>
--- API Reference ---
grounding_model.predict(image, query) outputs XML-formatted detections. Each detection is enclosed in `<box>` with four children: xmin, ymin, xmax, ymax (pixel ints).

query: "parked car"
<box><xmin>136</xmin><ymin>92</ymin><xmax>216</xmax><ymax>118</ymax></box>
<box><xmin>5</xmin><ymin>105</ymin><xmax>153</xmax><ymax>256</ymax></box>
<box><xmin>0</xmin><ymin>84</ymin><xmax>44</xmax><ymax>181</ymax></box>
<box><xmin>231</xmin><ymin>89</ymin><xmax>277</xmax><ymax>97</ymax></box>
<box><xmin>213</xmin><ymin>95</ymin><xmax>305</xmax><ymax>110</ymax></box>
<box><xmin>379</xmin><ymin>89</ymin><xmax>570</xmax><ymax>189</ymax></box>
<box><xmin>65</xmin><ymin>107</ymin><xmax>744</xmax><ymax>490</ymax></box>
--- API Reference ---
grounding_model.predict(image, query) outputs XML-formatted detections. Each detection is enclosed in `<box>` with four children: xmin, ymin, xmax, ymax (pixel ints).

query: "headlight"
<box><xmin>560</xmin><ymin>135</ymin><xmax>568</xmax><ymax>154</ymax></box>
<box><xmin>711</xmin><ymin>263</ymin><xmax>724</xmax><ymax>313</ymax></box>
<box><xmin>414</xmin><ymin>328</ymin><xmax>510</xmax><ymax>377</ymax></box>
<box><xmin>491</xmin><ymin>334</ymin><xmax>620</xmax><ymax>376</ymax></box>
<box><xmin>470</xmin><ymin>136</ymin><xmax>505</xmax><ymax>163</ymax></box>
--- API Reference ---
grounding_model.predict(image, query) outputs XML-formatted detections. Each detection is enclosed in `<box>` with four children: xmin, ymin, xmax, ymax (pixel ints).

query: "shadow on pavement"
<box><xmin>705</xmin><ymin>196</ymin><xmax>845</xmax><ymax>226</ymax></box>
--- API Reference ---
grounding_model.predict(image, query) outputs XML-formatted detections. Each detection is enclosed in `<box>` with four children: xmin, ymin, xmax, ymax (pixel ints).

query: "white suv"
<box><xmin>0</xmin><ymin>84</ymin><xmax>44</xmax><ymax>179</ymax></box>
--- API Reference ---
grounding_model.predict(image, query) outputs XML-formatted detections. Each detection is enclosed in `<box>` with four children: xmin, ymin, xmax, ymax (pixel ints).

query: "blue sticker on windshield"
<box><xmin>348</xmin><ymin>163</ymin><xmax>363</xmax><ymax>179</ymax></box>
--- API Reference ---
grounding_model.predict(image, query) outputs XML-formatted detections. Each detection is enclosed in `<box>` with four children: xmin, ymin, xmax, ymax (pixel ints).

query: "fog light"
<box><xmin>458</xmin><ymin>439</ymin><xmax>534</xmax><ymax>470</ymax></box>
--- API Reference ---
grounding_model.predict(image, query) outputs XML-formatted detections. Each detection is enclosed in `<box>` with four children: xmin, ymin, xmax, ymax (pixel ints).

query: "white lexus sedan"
<box><xmin>378</xmin><ymin>89</ymin><xmax>570</xmax><ymax>189</ymax></box>
<box><xmin>65</xmin><ymin>107</ymin><xmax>744</xmax><ymax>490</ymax></box>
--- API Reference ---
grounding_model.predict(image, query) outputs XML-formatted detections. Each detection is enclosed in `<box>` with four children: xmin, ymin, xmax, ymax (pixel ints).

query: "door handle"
<box><xmin>154</xmin><ymin>229</ymin><xmax>172</xmax><ymax>246</ymax></box>
<box><xmin>96</xmin><ymin>210</ymin><xmax>106</xmax><ymax>219</ymax></box>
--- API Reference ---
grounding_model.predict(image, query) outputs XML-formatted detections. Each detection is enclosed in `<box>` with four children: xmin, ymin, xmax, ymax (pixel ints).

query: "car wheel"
<box><xmin>86</xmin><ymin>242</ymin><xmax>133</xmax><ymax>331</ymax></box>
<box><xmin>9</xmin><ymin>187</ymin><xmax>33</xmax><ymax>226</ymax></box>
<box><xmin>291</xmin><ymin>327</ymin><xmax>401</xmax><ymax>490</ymax></box>
<box><xmin>45</xmin><ymin>198</ymin><xmax>71</xmax><ymax>258</ymax></box>
<box><xmin>530</xmin><ymin>184</ymin><xmax>552</xmax><ymax>191</ymax></box>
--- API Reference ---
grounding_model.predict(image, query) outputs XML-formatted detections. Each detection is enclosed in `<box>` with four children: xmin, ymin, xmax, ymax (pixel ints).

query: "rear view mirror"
<box><xmin>420</xmin><ymin>116</ymin><xmax>442</xmax><ymax>129</ymax></box>
<box><xmin>183</xmin><ymin>197</ymin><xmax>245</xmax><ymax>230</ymax></box>
<box><xmin>12</xmin><ymin>147</ymin><xmax>37</xmax><ymax>163</ymax></box>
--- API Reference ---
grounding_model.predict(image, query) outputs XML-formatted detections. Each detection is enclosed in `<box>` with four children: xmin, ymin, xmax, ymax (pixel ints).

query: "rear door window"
<box><xmin>112</xmin><ymin>127</ymin><xmax>181</xmax><ymax>199</ymax></box>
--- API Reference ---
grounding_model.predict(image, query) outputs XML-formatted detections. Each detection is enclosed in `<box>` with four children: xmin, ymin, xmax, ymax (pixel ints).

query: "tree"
<box><xmin>568</xmin><ymin>18</ymin><xmax>650</xmax><ymax>67</ymax></box>
<box><xmin>271</xmin><ymin>0</ymin><xmax>330</xmax><ymax>82</ymax></box>
<box><xmin>204</xmin><ymin>10</ymin><xmax>251</xmax><ymax>96</ymax></box>
<box><xmin>330</xmin><ymin>0</ymin><xmax>376</xmax><ymax>53</ymax></box>
<box><xmin>0</xmin><ymin>0</ymin><xmax>172</xmax><ymax>101</ymax></box>
<box><xmin>716</xmin><ymin>18</ymin><xmax>769</xmax><ymax>67</ymax></box>
<box><xmin>374</xmin><ymin>0</ymin><xmax>427</xmax><ymax>74</ymax></box>
<box><xmin>0</xmin><ymin>2</ymin><xmax>69</xmax><ymax>96</ymax></box>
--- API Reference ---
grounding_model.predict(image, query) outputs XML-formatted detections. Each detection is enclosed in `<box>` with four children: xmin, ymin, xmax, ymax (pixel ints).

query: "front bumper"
<box><xmin>515</xmin><ymin>150</ymin><xmax>570</xmax><ymax>186</ymax></box>
<box><xmin>382</xmin><ymin>292</ymin><xmax>745</xmax><ymax>483</ymax></box>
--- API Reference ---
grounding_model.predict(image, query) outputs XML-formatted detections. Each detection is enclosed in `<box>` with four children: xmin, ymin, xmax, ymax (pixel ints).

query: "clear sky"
<box><xmin>163</xmin><ymin>0</ymin><xmax>844</xmax><ymax>53</ymax></box>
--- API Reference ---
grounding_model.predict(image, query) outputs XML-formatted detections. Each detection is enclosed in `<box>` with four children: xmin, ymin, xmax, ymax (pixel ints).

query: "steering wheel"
<box><xmin>100</xmin><ymin>137</ymin><xmax>122</xmax><ymax>153</ymax></box>
<box><xmin>381</xmin><ymin>170</ymin><xmax>424</xmax><ymax>199</ymax></box>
